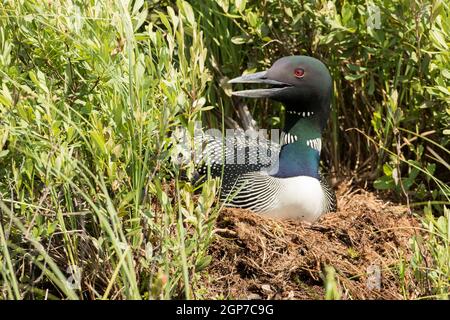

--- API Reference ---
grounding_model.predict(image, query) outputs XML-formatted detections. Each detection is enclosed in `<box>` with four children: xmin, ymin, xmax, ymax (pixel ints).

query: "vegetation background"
<box><xmin>0</xmin><ymin>0</ymin><xmax>448</xmax><ymax>299</ymax></box>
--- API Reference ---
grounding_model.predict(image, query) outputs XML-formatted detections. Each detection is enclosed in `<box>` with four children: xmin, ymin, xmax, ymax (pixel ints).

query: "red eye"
<box><xmin>294</xmin><ymin>68</ymin><xmax>305</xmax><ymax>78</ymax></box>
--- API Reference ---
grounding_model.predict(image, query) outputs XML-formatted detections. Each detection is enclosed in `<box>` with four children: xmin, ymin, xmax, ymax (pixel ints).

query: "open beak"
<box><xmin>228</xmin><ymin>71</ymin><xmax>292</xmax><ymax>98</ymax></box>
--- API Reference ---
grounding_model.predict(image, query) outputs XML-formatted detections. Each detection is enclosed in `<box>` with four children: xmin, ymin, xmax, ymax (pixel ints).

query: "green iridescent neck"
<box><xmin>272</xmin><ymin>117</ymin><xmax>322</xmax><ymax>178</ymax></box>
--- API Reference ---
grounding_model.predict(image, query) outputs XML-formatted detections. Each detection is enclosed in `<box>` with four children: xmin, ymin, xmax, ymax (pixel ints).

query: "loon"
<box><xmin>195</xmin><ymin>56</ymin><xmax>336</xmax><ymax>222</ymax></box>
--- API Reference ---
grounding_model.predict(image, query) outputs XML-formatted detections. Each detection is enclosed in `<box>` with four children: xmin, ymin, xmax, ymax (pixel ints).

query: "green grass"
<box><xmin>0</xmin><ymin>0</ymin><xmax>217</xmax><ymax>299</ymax></box>
<box><xmin>0</xmin><ymin>0</ymin><xmax>449</xmax><ymax>299</ymax></box>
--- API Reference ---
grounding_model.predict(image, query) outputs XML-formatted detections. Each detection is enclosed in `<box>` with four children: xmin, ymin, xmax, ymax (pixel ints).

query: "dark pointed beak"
<box><xmin>228</xmin><ymin>71</ymin><xmax>291</xmax><ymax>98</ymax></box>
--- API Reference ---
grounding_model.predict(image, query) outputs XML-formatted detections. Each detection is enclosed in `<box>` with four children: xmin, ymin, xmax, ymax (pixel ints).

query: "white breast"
<box><xmin>262</xmin><ymin>176</ymin><xmax>326</xmax><ymax>222</ymax></box>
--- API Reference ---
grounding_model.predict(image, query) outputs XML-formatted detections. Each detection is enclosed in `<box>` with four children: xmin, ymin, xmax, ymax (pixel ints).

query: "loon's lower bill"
<box><xmin>196</xmin><ymin>56</ymin><xmax>337</xmax><ymax>222</ymax></box>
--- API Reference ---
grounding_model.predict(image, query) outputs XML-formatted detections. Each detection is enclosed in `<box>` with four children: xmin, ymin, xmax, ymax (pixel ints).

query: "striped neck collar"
<box><xmin>272</xmin><ymin>117</ymin><xmax>322</xmax><ymax>179</ymax></box>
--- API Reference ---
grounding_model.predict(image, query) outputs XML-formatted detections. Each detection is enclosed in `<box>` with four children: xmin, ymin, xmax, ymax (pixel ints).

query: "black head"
<box><xmin>229</xmin><ymin>56</ymin><xmax>332</xmax><ymax>130</ymax></box>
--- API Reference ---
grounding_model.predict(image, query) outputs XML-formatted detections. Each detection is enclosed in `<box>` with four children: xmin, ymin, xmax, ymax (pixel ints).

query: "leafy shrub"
<box><xmin>0</xmin><ymin>0</ymin><xmax>216</xmax><ymax>299</ymax></box>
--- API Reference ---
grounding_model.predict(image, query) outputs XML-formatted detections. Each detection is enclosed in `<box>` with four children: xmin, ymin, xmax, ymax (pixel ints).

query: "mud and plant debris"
<box><xmin>203</xmin><ymin>183</ymin><xmax>420</xmax><ymax>299</ymax></box>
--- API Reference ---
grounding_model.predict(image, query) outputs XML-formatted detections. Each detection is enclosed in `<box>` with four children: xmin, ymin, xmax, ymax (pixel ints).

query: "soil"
<box><xmin>202</xmin><ymin>182</ymin><xmax>420</xmax><ymax>299</ymax></box>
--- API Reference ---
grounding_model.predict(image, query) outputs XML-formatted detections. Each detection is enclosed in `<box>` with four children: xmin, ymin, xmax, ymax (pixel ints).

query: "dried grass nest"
<box><xmin>203</xmin><ymin>183</ymin><xmax>420</xmax><ymax>299</ymax></box>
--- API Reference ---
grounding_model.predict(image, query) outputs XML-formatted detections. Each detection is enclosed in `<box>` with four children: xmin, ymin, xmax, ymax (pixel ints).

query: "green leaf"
<box><xmin>0</xmin><ymin>150</ymin><xmax>9</xmax><ymax>158</ymax></box>
<box><xmin>0</xmin><ymin>95</ymin><xmax>12</xmax><ymax>107</ymax></box>
<box><xmin>195</xmin><ymin>255</ymin><xmax>212</xmax><ymax>272</ymax></box>
<box><xmin>131</xmin><ymin>0</ymin><xmax>144</xmax><ymax>15</ymax></box>
<box><xmin>383</xmin><ymin>163</ymin><xmax>392</xmax><ymax>176</ymax></box>
<box><xmin>247</xmin><ymin>12</ymin><xmax>258</xmax><ymax>28</ymax></box>
<box><xmin>430</xmin><ymin>29</ymin><xmax>448</xmax><ymax>50</ymax></box>
<box><xmin>158</xmin><ymin>12</ymin><xmax>172</xmax><ymax>34</ymax></box>
<box><xmin>284</xmin><ymin>7</ymin><xmax>293</xmax><ymax>18</ymax></box>
<box><xmin>182</xmin><ymin>1</ymin><xmax>195</xmax><ymax>25</ymax></box>
<box><xmin>435</xmin><ymin>215</ymin><xmax>447</xmax><ymax>234</ymax></box>
<box><xmin>90</xmin><ymin>131</ymin><xmax>107</xmax><ymax>155</ymax></box>
<box><xmin>235</xmin><ymin>0</ymin><xmax>246</xmax><ymax>12</ymax></box>
<box><xmin>441</xmin><ymin>69</ymin><xmax>450</xmax><ymax>79</ymax></box>
<box><xmin>231</xmin><ymin>36</ymin><xmax>248</xmax><ymax>44</ymax></box>
<box><xmin>374</xmin><ymin>176</ymin><xmax>395</xmax><ymax>190</ymax></box>
<box><xmin>1</xmin><ymin>84</ymin><xmax>13</xmax><ymax>107</ymax></box>
<box><xmin>344</xmin><ymin>73</ymin><xmax>365</xmax><ymax>81</ymax></box>
<box><xmin>216</xmin><ymin>0</ymin><xmax>229</xmax><ymax>13</ymax></box>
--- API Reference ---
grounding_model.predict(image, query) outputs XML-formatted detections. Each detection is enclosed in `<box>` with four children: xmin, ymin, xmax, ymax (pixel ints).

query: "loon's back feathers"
<box><xmin>194</xmin><ymin>128</ymin><xmax>336</xmax><ymax>222</ymax></box>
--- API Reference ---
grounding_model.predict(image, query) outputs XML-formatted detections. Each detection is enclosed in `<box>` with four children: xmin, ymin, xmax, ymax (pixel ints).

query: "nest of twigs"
<box><xmin>203</xmin><ymin>182</ymin><xmax>420</xmax><ymax>299</ymax></box>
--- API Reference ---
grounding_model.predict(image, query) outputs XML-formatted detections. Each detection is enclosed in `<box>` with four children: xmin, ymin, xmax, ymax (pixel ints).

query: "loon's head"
<box><xmin>229</xmin><ymin>56</ymin><xmax>332</xmax><ymax>130</ymax></box>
